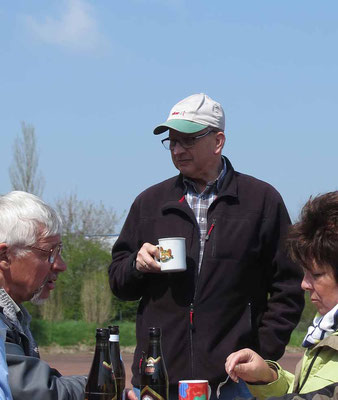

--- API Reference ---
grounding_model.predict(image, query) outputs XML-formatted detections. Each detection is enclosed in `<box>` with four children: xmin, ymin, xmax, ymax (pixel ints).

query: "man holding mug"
<box><xmin>109</xmin><ymin>93</ymin><xmax>304</xmax><ymax>400</ymax></box>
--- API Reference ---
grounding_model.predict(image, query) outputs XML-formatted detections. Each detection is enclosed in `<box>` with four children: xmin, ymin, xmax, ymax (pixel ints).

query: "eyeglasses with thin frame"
<box><xmin>27</xmin><ymin>243</ymin><xmax>63</xmax><ymax>265</ymax></box>
<box><xmin>161</xmin><ymin>128</ymin><xmax>214</xmax><ymax>150</ymax></box>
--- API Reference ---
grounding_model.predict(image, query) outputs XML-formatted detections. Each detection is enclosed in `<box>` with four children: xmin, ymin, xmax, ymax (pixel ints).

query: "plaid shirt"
<box><xmin>183</xmin><ymin>157</ymin><xmax>227</xmax><ymax>272</ymax></box>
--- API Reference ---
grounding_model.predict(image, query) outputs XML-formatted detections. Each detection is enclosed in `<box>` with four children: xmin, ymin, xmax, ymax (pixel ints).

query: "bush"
<box><xmin>288</xmin><ymin>328</ymin><xmax>307</xmax><ymax>347</ymax></box>
<box><xmin>297</xmin><ymin>292</ymin><xmax>316</xmax><ymax>331</ymax></box>
<box><xmin>287</xmin><ymin>292</ymin><xmax>316</xmax><ymax>348</ymax></box>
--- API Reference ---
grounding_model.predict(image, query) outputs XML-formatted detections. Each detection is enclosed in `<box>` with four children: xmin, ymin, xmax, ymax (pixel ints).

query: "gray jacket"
<box><xmin>1</xmin><ymin>309</ymin><xmax>86</xmax><ymax>400</ymax></box>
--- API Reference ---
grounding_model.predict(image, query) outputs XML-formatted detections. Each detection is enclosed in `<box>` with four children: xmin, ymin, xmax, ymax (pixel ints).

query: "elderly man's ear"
<box><xmin>0</xmin><ymin>243</ymin><xmax>10</xmax><ymax>270</ymax></box>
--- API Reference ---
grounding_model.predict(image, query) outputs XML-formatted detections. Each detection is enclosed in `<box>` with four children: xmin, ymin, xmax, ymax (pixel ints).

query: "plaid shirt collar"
<box><xmin>182</xmin><ymin>156</ymin><xmax>227</xmax><ymax>195</ymax></box>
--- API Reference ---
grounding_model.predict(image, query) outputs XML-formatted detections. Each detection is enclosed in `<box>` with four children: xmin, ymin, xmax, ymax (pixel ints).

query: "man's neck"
<box><xmin>188</xmin><ymin>158</ymin><xmax>224</xmax><ymax>193</ymax></box>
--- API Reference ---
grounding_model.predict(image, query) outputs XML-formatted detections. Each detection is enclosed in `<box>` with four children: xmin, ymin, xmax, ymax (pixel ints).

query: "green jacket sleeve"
<box><xmin>246</xmin><ymin>382</ymin><xmax>338</xmax><ymax>400</ymax></box>
<box><xmin>248</xmin><ymin>362</ymin><xmax>295</xmax><ymax>400</ymax></box>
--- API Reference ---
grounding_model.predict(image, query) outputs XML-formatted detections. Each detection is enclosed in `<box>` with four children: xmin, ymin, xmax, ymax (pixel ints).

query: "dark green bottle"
<box><xmin>140</xmin><ymin>327</ymin><xmax>169</xmax><ymax>400</ymax></box>
<box><xmin>108</xmin><ymin>326</ymin><xmax>126</xmax><ymax>400</ymax></box>
<box><xmin>85</xmin><ymin>328</ymin><xmax>117</xmax><ymax>400</ymax></box>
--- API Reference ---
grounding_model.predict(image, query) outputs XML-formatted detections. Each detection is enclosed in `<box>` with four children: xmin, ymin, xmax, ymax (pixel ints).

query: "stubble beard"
<box><xmin>30</xmin><ymin>276</ymin><xmax>50</xmax><ymax>305</ymax></box>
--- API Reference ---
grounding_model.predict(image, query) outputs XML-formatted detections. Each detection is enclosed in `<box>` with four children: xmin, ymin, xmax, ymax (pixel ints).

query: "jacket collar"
<box><xmin>311</xmin><ymin>331</ymin><xmax>338</xmax><ymax>352</ymax></box>
<box><xmin>161</xmin><ymin>157</ymin><xmax>238</xmax><ymax>220</ymax></box>
<box><xmin>217</xmin><ymin>156</ymin><xmax>238</xmax><ymax>199</ymax></box>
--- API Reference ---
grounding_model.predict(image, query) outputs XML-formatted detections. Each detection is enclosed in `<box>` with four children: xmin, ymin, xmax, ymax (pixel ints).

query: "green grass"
<box><xmin>30</xmin><ymin>319</ymin><xmax>136</xmax><ymax>347</ymax></box>
<box><xmin>31</xmin><ymin>318</ymin><xmax>307</xmax><ymax>351</ymax></box>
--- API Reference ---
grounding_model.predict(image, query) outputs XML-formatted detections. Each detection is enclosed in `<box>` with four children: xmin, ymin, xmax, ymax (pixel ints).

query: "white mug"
<box><xmin>156</xmin><ymin>237</ymin><xmax>187</xmax><ymax>273</ymax></box>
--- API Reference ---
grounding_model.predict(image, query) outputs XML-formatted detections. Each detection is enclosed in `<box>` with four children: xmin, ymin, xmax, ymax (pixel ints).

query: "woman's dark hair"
<box><xmin>286</xmin><ymin>191</ymin><xmax>338</xmax><ymax>282</ymax></box>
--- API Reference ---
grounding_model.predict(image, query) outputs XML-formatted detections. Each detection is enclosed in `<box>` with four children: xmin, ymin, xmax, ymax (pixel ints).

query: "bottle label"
<box><xmin>144</xmin><ymin>356</ymin><xmax>161</xmax><ymax>375</ymax></box>
<box><xmin>141</xmin><ymin>386</ymin><xmax>165</xmax><ymax>400</ymax></box>
<box><xmin>109</xmin><ymin>334</ymin><xmax>120</xmax><ymax>342</ymax></box>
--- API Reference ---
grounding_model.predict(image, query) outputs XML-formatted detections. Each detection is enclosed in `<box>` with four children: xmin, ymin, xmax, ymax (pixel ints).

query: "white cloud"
<box><xmin>23</xmin><ymin>0</ymin><xmax>107</xmax><ymax>52</ymax></box>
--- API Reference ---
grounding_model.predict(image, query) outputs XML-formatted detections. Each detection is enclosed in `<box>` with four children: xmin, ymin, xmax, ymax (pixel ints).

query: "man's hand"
<box><xmin>225</xmin><ymin>348</ymin><xmax>278</xmax><ymax>384</ymax></box>
<box><xmin>136</xmin><ymin>242</ymin><xmax>161</xmax><ymax>273</ymax></box>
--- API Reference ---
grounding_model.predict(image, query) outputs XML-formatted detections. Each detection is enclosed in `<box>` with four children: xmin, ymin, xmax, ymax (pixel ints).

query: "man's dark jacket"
<box><xmin>109</xmin><ymin>157</ymin><xmax>304</xmax><ymax>388</ymax></box>
<box><xmin>0</xmin><ymin>307</ymin><xmax>86</xmax><ymax>400</ymax></box>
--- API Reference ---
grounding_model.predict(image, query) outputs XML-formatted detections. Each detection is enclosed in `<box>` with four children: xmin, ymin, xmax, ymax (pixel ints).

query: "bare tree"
<box><xmin>9</xmin><ymin>122</ymin><xmax>45</xmax><ymax>196</ymax></box>
<box><xmin>55</xmin><ymin>192</ymin><xmax>121</xmax><ymax>236</ymax></box>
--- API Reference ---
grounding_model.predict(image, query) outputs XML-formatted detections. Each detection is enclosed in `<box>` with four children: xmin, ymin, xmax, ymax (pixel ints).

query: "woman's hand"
<box><xmin>126</xmin><ymin>388</ymin><xmax>138</xmax><ymax>400</ymax></box>
<box><xmin>225</xmin><ymin>348</ymin><xmax>278</xmax><ymax>384</ymax></box>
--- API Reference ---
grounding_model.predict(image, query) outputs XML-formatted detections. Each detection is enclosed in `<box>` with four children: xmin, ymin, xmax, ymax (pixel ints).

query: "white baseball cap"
<box><xmin>153</xmin><ymin>93</ymin><xmax>225</xmax><ymax>135</ymax></box>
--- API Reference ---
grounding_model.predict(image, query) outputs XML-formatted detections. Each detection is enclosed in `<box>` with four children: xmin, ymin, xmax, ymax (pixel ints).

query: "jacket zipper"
<box><xmin>189</xmin><ymin>218</ymin><xmax>216</xmax><ymax>378</ymax></box>
<box><xmin>297</xmin><ymin>348</ymin><xmax>322</xmax><ymax>393</ymax></box>
<box><xmin>189</xmin><ymin>303</ymin><xmax>195</xmax><ymax>377</ymax></box>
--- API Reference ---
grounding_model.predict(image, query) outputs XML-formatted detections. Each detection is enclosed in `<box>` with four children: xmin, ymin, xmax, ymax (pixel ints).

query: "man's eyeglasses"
<box><xmin>28</xmin><ymin>243</ymin><xmax>63</xmax><ymax>264</ymax></box>
<box><xmin>161</xmin><ymin>129</ymin><xmax>214</xmax><ymax>150</ymax></box>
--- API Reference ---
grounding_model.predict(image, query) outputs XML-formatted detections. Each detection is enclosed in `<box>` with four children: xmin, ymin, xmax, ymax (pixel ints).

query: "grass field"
<box><xmin>31</xmin><ymin>319</ymin><xmax>306</xmax><ymax>350</ymax></box>
<box><xmin>30</xmin><ymin>319</ymin><xmax>136</xmax><ymax>347</ymax></box>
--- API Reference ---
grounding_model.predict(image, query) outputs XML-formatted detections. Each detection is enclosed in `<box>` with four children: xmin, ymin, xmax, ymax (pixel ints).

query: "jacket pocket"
<box><xmin>313</xmin><ymin>362</ymin><xmax>337</xmax><ymax>383</ymax></box>
<box><xmin>210</xmin><ymin>216</ymin><xmax>257</xmax><ymax>262</ymax></box>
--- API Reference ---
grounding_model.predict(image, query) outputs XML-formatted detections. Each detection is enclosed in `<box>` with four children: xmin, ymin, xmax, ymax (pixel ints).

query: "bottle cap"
<box><xmin>96</xmin><ymin>328</ymin><xmax>109</xmax><ymax>339</ymax></box>
<box><xmin>149</xmin><ymin>327</ymin><xmax>161</xmax><ymax>337</ymax></box>
<box><xmin>108</xmin><ymin>325</ymin><xmax>120</xmax><ymax>334</ymax></box>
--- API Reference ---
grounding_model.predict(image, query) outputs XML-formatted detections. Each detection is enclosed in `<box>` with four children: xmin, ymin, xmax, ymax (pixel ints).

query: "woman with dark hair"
<box><xmin>225</xmin><ymin>191</ymin><xmax>338</xmax><ymax>398</ymax></box>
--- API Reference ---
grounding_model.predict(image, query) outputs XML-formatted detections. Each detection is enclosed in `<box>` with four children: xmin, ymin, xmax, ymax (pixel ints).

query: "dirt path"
<box><xmin>41</xmin><ymin>348</ymin><xmax>303</xmax><ymax>385</ymax></box>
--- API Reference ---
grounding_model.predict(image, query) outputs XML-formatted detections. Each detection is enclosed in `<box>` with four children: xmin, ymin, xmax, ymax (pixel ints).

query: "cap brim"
<box><xmin>153</xmin><ymin>120</ymin><xmax>207</xmax><ymax>135</ymax></box>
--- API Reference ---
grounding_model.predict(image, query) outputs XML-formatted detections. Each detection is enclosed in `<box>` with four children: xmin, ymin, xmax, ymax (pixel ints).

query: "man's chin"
<box><xmin>30</xmin><ymin>287</ymin><xmax>50</xmax><ymax>305</ymax></box>
<box><xmin>30</xmin><ymin>296</ymin><xmax>48</xmax><ymax>306</ymax></box>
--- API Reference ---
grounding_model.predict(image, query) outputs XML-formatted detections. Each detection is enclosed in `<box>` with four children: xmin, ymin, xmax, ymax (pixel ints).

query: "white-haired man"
<box><xmin>0</xmin><ymin>191</ymin><xmax>86</xmax><ymax>400</ymax></box>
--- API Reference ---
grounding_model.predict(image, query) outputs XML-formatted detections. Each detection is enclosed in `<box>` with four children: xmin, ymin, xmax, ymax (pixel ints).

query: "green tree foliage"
<box><xmin>25</xmin><ymin>235</ymin><xmax>139</xmax><ymax>323</ymax></box>
<box><xmin>81</xmin><ymin>269</ymin><xmax>112</xmax><ymax>323</ymax></box>
<box><xmin>297</xmin><ymin>292</ymin><xmax>316</xmax><ymax>331</ymax></box>
<box><xmin>52</xmin><ymin>235</ymin><xmax>113</xmax><ymax>320</ymax></box>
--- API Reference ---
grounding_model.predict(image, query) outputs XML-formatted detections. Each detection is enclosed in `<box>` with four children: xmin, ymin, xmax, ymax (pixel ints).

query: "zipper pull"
<box><xmin>205</xmin><ymin>218</ymin><xmax>216</xmax><ymax>241</ymax></box>
<box><xmin>189</xmin><ymin>303</ymin><xmax>195</xmax><ymax>331</ymax></box>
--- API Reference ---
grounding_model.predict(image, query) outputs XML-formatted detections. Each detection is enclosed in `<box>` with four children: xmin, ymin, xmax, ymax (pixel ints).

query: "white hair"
<box><xmin>0</xmin><ymin>191</ymin><xmax>62</xmax><ymax>254</ymax></box>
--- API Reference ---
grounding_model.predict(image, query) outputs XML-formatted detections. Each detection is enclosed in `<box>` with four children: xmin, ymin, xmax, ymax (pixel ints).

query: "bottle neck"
<box><xmin>109</xmin><ymin>334</ymin><xmax>120</xmax><ymax>342</ymax></box>
<box><xmin>147</xmin><ymin>337</ymin><xmax>162</xmax><ymax>356</ymax></box>
<box><xmin>94</xmin><ymin>337</ymin><xmax>110</xmax><ymax>359</ymax></box>
<box><xmin>109</xmin><ymin>335</ymin><xmax>121</xmax><ymax>352</ymax></box>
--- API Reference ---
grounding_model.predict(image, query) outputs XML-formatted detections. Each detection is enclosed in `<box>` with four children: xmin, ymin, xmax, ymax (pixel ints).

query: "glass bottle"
<box><xmin>108</xmin><ymin>325</ymin><xmax>126</xmax><ymax>400</ymax></box>
<box><xmin>85</xmin><ymin>328</ymin><xmax>117</xmax><ymax>400</ymax></box>
<box><xmin>140</xmin><ymin>327</ymin><xmax>169</xmax><ymax>400</ymax></box>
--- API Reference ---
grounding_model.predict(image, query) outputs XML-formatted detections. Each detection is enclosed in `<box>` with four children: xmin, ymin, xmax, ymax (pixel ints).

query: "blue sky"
<box><xmin>1</xmin><ymin>0</ymin><xmax>337</xmax><ymax>232</ymax></box>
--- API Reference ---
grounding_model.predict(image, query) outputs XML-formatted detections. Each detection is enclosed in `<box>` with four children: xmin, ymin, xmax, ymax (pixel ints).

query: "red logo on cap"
<box><xmin>172</xmin><ymin>111</ymin><xmax>185</xmax><ymax>116</ymax></box>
